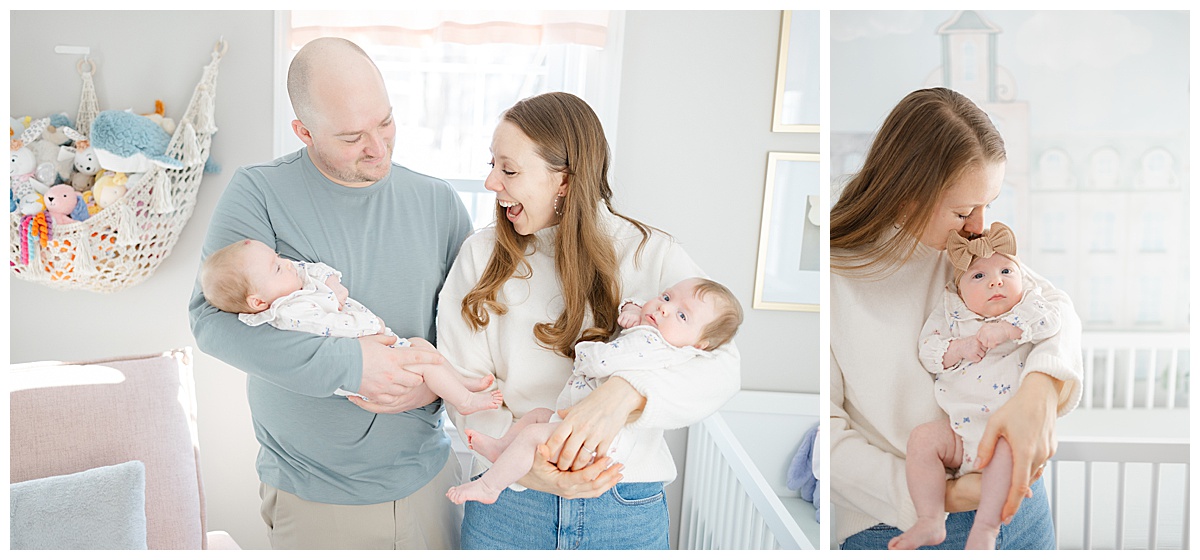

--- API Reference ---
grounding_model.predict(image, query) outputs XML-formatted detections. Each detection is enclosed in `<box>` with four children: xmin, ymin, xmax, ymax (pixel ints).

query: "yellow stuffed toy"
<box><xmin>90</xmin><ymin>170</ymin><xmax>129</xmax><ymax>208</ymax></box>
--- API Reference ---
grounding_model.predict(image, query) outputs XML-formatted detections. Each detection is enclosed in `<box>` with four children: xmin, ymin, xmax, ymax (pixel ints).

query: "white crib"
<box><xmin>679</xmin><ymin>390</ymin><xmax>819</xmax><ymax>550</ymax></box>
<box><xmin>1047</xmin><ymin>331</ymin><xmax>1190</xmax><ymax>550</ymax></box>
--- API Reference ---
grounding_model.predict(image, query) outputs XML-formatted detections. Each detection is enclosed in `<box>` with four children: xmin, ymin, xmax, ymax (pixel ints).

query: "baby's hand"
<box><xmin>406</xmin><ymin>337</ymin><xmax>437</xmax><ymax>352</ymax></box>
<box><xmin>325</xmin><ymin>276</ymin><xmax>349</xmax><ymax>310</ymax></box>
<box><xmin>945</xmin><ymin>337</ymin><xmax>987</xmax><ymax>368</ymax></box>
<box><xmin>976</xmin><ymin>322</ymin><xmax>1020</xmax><ymax>350</ymax></box>
<box><xmin>618</xmin><ymin>303</ymin><xmax>642</xmax><ymax>329</ymax></box>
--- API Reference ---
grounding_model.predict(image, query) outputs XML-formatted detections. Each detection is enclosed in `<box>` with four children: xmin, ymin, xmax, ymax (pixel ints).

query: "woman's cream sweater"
<box><xmin>830</xmin><ymin>239</ymin><xmax>1082</xmax><ymax>544</ymax></box>
<box><xmin>438</xmin><ymin>208</ymin><xmax>741</xmax><ymax>486</ymax></box>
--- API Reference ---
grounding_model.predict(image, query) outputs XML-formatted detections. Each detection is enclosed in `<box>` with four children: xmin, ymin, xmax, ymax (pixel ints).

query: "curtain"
<box><xmin>289</xmin><ymin>10</ymin><xmax>610</xmax><ymax>49</ymax></box>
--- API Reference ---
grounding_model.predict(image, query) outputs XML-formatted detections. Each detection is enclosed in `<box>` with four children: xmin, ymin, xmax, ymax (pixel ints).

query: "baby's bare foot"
<box><xmin>456</xmin><ymin>390</ymin><xmax>504</xmax><ymax>415</ymax></box>
<box><xmin>463</xmin><ymin>374</ymin><xmax>496</xmax><ymax>392</ymax></box>
<box><xmin>887</xmin><ymin>517</ymin><xmax>946</xmax><ymax>550</ymax></box>
<box><xmin>465</xmin><ymin>429</ymin><xmax>503</xmax><ymax>463</ymax></box>
<box><xmin>446</xmin><ymin>479</ymin><xmax>503</xmax><ymax>505</ymax></box>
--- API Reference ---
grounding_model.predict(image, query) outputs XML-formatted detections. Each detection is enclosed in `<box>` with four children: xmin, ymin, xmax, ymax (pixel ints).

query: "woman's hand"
<box><xmin>516</xmin><ymin>444</ymin><xmax>624</xmax><ymax>499</ymax></box>
<box><xmin>975</xmin><ymin>371</ymin><xmax>1062</xmax><ymax>523</ymax></box>
<box><xmin>945</xmin><ymin>473</ymin><xmax>981</xmax><ymax>513</ymax></box>
<box><xmin>545</xmin><ymin>377</ymin><xmax>647</xmax><ymax>472</ymax></box>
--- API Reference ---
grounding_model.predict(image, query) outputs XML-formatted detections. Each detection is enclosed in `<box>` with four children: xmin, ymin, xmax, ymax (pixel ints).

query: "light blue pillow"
<box><xmin>10</xmin><ymin>460</ymin><xmax>148</xmax><ymax>550</ymax></box>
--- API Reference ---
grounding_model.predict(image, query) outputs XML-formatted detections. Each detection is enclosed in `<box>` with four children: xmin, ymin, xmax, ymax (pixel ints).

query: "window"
<box><xmin>1136</xmin><ymin>276</ymin><xmax>1162</xmax><ymax>324</ymax></box>
<box><xmin>1036</xmin><ymin>210</ymin><xmax>1067</xmax><ymax>252</ymax></box>
<box><xmin>1089</xmin><ymin>211</ymin><xmax>1116</xmax><ymax>252</ymax></box>
<box><xmin>1036</xmin><ymin>148</ymin><xmax>1073</xmax><ymax>190</ymax></box>
<box><xmin>1135</xmin><ymin>147</ymin><xmax>1175</xmax><ymax>190</ymax></box>
<box><xmin>1087</xmin><ymin>147</ymin><xmax>1121</xmax><ymax>190</ymax></box>
<box><xmin>274</xmin><ymin>11</ymin><xmax>625</xmax><ymax>230</ymax></box>
<box><xmin>1139</xmin><ymin>209</ymin><xmax>1166</xmax><ymax>252</ymax></box>
<box><xmin>962</xmin><ymin>40</ymin><xmax>977</xmax><ymax>82</ymax></box>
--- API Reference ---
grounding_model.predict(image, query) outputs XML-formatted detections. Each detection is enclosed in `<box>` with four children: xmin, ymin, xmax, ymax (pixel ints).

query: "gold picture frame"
<box><xmin>753</xmin><ymin>152</ymin><xmax>820</xmax><ymax>311</ymax></box>
<box><xmin>771</xmin><ymin>10</ymin><xmax>820</xmax><ymax>133</ymax></box>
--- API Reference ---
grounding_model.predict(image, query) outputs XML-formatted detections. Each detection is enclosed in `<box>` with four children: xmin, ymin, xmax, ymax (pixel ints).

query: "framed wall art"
<box><xmin>771</xmin><ymin>10</ymin><xmax>820</xmax><ymax>133</ymax></box>
<box><xmin>753</xmin><ymin>152</ymin><xmax>820</xmax><ymax>311</ymax></box>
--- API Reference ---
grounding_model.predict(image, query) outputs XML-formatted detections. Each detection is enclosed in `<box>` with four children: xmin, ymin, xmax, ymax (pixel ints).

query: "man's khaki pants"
<box><xmin>259</xmin><ymin>454</ymin><xmax>463</xmax><ymax>549</ymax></box>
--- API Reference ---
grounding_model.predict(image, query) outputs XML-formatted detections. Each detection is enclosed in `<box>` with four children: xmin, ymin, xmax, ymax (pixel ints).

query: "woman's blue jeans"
<box><xmin>461</xmin><ymin>479</ymin><xmax>669</xmax><ymax>550</ymax></box>
<box><xmin>840</xmin><ymin>478</ymin><xmax>1055</xmax><ymax>550</ymax></box>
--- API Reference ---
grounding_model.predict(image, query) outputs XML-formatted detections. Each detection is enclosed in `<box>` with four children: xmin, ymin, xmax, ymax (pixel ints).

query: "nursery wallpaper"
<box><xmin>830</xmin><ymin>10</ymin><xmax>1190</xmax><ymax>333</ymax></box>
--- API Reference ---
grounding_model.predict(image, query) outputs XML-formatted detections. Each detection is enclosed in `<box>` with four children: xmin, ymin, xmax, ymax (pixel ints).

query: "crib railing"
<box><xmin>1080</xmin><ymin>331</ymin><xmax>1189</xmax><ymax>410</ymax></box>
<box><xmin>680</xmin><ymin>411</ymin><xmax>808</xmax><ymax>549</ymax></box>
<box><xmin>1048</xmin><ymin>437</ymin><xmax>1190</xmax><ymax>550</ymax></box>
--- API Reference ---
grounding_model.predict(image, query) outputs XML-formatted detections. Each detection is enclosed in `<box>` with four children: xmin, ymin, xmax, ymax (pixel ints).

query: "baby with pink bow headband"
<box><xmin>890</xmin><ymin>222</ymin><xmax>1065</xmax><ymax>551</ymax></box>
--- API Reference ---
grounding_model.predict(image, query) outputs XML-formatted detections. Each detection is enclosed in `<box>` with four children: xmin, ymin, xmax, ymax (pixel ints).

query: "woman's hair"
<box><xmin>200</xmin><ymin>240</ymin><xmax>255</xmax><ymax>314</ymax></box>
<box><xmin>693</xmin><ymin>279</ymin><xmax>744</xmax><ymax>351</ymax></box>
<box><xmin>461</xmin><ymin>92</ymin><xmax>654</xmax><ymax>358</ymax></box>
<box><xmin>830</xmin><ymin>87</ymin><xmax>1006</xmax><ymax>275</ymax></box>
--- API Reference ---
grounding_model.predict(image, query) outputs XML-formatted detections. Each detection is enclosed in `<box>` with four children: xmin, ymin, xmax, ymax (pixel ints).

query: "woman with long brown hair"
<box><xmin>433</xmin><ymin>92</ymin><xmax>739</xmax><ymax>549</ymax></box>
<box><xmin>830</xmin><ymin>88</ymin><xmax>1082</xmax><ymax>549</ymax></box>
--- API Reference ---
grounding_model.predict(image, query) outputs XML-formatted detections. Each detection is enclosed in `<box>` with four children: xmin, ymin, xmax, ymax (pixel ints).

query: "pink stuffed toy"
<box><xmin>42</xmin><ymin>183</ymin><xmax>90</xmax><ymax>224</ymax></box>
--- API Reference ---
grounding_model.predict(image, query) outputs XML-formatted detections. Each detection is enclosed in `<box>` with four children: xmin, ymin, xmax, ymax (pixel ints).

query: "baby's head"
<box><xmin>639</xmin><ymin>277</ymin><xmax>743</xmax><ymax>350</ymax></box>
<box><xmin>949</xmin><ymin>222</ymin><xmax>1024</xmax><ymax>318</ymax></box>
<box><xmin>200</xmin><ymin>239</ymin><xmax>303</xmax><ymax>314</ymax></box>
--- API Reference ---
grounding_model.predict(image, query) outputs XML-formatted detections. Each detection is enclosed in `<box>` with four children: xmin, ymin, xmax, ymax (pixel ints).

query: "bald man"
<box><xmin>189</xmin><ymin>37</ymin><xmax>473</xmax><ymax>549</ymax></box>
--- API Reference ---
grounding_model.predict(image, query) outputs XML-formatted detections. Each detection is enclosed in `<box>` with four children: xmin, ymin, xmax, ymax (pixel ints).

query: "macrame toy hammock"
<box><xmin>10</xmin><ymin>40</ymin><xmax>227</xmax><ymax>293</ymax></box>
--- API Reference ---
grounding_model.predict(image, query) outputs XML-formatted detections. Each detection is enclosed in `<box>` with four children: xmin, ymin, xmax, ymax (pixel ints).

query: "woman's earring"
<box><xmin>554</xmin><ymin>194</ymin><xmax>565</xmax><ymax>217</ymax></box>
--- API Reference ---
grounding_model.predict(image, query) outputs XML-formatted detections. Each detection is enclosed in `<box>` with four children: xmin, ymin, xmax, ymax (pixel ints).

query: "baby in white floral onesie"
<box><xmin>890</xmin><ymin>222</ymin><xmax>1062</xmax><ymax>551</ymax></box>
<box><xmin>446</xmin><ymin>276</ymin><xmax>743</xmax><ymax>505</ymax></box>
<box><xmin>200</xmin><ymin>239</ymin><xmax>502</xmax><ymax>413</ymax></box>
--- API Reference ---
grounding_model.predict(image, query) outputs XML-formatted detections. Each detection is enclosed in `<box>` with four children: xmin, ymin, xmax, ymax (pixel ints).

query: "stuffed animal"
<box><xmin>40</xmin><ymin>113</ymin><xmax>73</xmax><ymax>147</ymax></box>
<box><xmin>12</xmin><ymin>112</ymin><xmax>76</xmax><ymax>184</ymax></box>
<box><xmin>89</xmin><ymin>109</ymin><xmax>183</xmax><ymax>174</ymax></box>
<box><xmin>11</xmin><ymin>118</ymin><xmax>52</xmax><ymax>215</ymax></box>
<box><xmin>26</xmin><ymin>136</ymin><xmax>73</xmax><ymax>183</ymax></box>
<box><xmin>60</xmin><ymin>126</ymin><xmax>102</xmax><ymax>192</ymax></box>
<box><xmin>90</xmin><ymin>170</ymin><xmax>129</xmax><ymax>208</ymax></box>
<box><xmin>10</xmin><ymin>116</ymin><xmax>30</xmax><ymax>141</ymax></box>
<box><xmin>42</xmin><ymin>183</ymin><xmax>90</xmax><ymax>224</ymax></box>
<box><xmin>142</xmin><ymin>100</ymin><xmax>176</xmax><ymax>135</ymax></box>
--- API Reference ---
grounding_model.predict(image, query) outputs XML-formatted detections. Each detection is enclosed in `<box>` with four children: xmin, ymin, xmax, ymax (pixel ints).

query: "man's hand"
<box><xmin>348</xmin><ymin>334</ymin><xmax>441</xmax><ymax>414</ymax></box>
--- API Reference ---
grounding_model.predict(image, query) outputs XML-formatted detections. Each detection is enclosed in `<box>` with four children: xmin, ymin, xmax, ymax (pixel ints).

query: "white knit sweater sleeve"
<box><xmin>829</xmin><ymin>349</ymin><xmax>919</xmax><ymax>531</ymax></box>
<box><xmin>1017</xmin><ymin>268</ymin><xmax>1082</xmax><ymax>416</ymax></box>
<box><xmin>615</xmin><ymin>240</ymin><xmax>740</xmax><ymax>431</ymax></box>
<box><xmin>436</xmin><ymin>233</ymin><xmax>512</xmax><ymax>447</ymax></box>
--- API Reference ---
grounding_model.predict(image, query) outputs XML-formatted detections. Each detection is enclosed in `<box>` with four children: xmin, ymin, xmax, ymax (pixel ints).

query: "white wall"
<box><xmin>613</xmin><ymin>11</ymin><xmax>819</xmax><ymax>546</ymax></box>
<box><xmin>9</xmin><ymin>10</ymin><xmax>818</xmax><ymax>550</ymax></box>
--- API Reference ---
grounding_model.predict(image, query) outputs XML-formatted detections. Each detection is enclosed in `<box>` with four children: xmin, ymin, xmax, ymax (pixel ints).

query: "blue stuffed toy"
<box><xmin>788</xmin><ymin>421</ymin><xmax>820</xmax><ymax>522</ymax></box>
<box><xmin>89</xmin><ymin>110</ymin><xmax>184</xmax><ymax>173</ymax></box>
